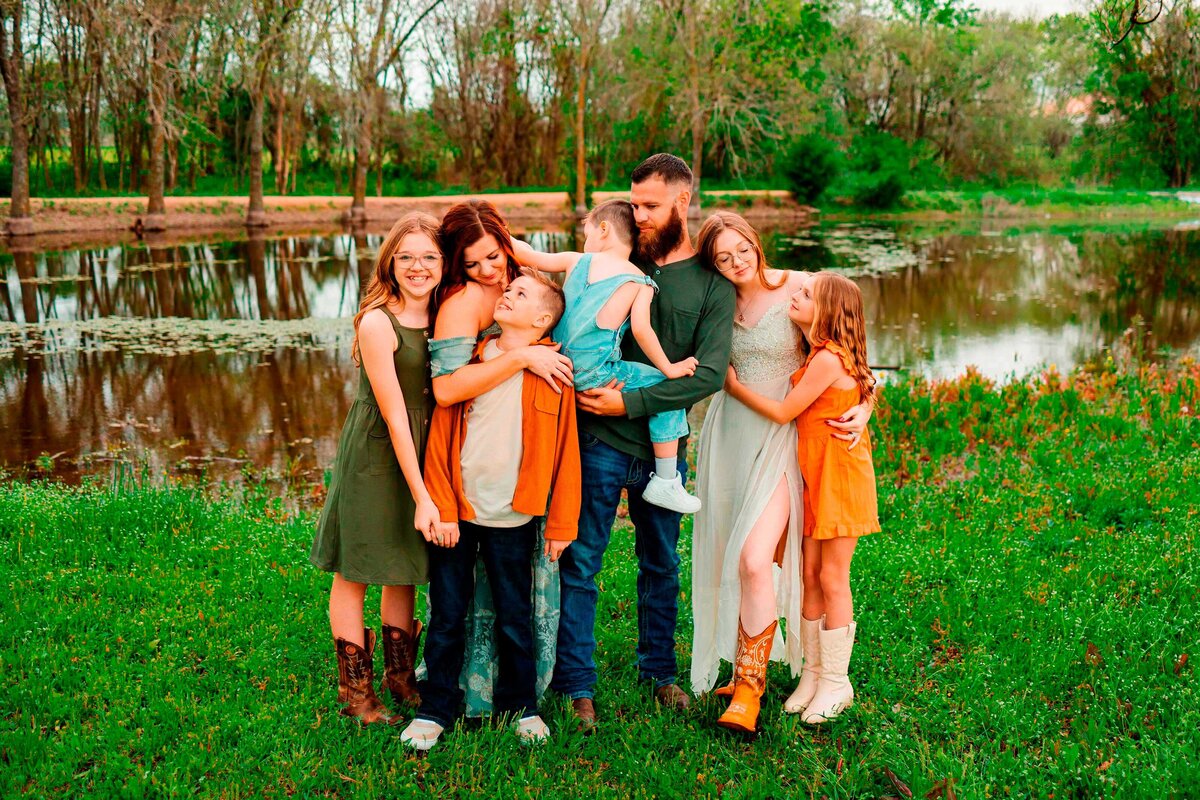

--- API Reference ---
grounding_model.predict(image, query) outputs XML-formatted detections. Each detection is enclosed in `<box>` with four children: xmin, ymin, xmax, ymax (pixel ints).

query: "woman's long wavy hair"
<box><xmin>695</xmin><ymin>211</ymin><xmax>784</xmax><ymax>291</ymax></box>
<box><xmin>351</xmin><ymin>211</ymin><xmax>441</xmax><ymax>366</ymax></box>
<box><xmin>434</xmin><ymin>200</ymin><xmax>521</xmax><ymax>310</ymax></box>
<box><xmin>806</xmin><ymin>272</ymin><xmax>875</xmax><ymax>402</ymax></box>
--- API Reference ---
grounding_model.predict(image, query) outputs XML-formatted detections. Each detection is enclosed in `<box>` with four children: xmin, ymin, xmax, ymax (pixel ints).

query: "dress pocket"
<box><xmin>366</xmin><ymin>416</ymin><xmax>398</xmax><ymax>475</ymax></box>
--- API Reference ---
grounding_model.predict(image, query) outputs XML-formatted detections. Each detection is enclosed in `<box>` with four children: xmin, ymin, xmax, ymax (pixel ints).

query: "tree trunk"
<box><xmin>166</xmin><ymin>137</ymin><xmax>178</xmax><ymax>192</ymax></box>
<box><xmin>146</xmin><ymin>115</ymin><xmax>168</xmax><ymax>229</ymax></box>
<box><xmin>247</xmin><ymin>78</ymin><xmax>268</xmax><ymax>226</ymax></box>
<box><xmin>0</xmin><ymin>1</ymin><xmax>34</xmax><ymax>235</ymax></box>
<box><xmin>685</xmin><ymin>13</ymin><xmax>703</xmax><ymax>218</ymax></box>
<box><xmin>349</xmin><ymin>109</ymin><xmax>370</xmax><ymax>224</ymax></box>
<box><xmin>91</xmin><ymin>68</ymin><xmax>107</xmax><ymax>190</ymax></box>
<box><xmin>272</xmin><ymin>90</ymin><xmax>286</xmax><ymax>193</ymax></box>
<box><xmin>573</xmin><ymin>45</ymin><xmax>589</xmax><ymax>217</ymax></box>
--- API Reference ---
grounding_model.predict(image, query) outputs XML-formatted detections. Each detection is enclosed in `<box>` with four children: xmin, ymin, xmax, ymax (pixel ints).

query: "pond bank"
<box><xmin>824</xmin><ymin>188</ymin><xmax>1199</xmax><ymax>223</ymax></box>
<box><xmin>0</xmin><ymin>190</ymin><xmax>815</xmax><ymax>240</ymax></box>
<box><xmin>8</xmin><ymin>186</ymin><xmax>1195</xmax><ymax>241</ymax></box>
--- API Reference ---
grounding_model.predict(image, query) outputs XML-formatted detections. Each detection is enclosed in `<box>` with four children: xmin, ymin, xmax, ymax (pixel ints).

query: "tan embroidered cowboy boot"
<box><xmin>335</xmin><ymin>629</ymin><xmax>399</xmax><ymax>725</ymax></box>
<box><xmin>381</xmin><ymin>621</ymin><xmax>423</xmax><ymax>710</ymax></box>
<box><xmin>716</xmin><ymin>620</ymin><xmax>777</xmax><ymax>733</ymax></box>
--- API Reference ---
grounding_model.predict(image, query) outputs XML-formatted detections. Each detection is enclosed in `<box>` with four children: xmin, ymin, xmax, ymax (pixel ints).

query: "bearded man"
<box><xmin>551</xmin><ymin>153</ymin><xmax>736</xmax><ymax>728</ymax></box>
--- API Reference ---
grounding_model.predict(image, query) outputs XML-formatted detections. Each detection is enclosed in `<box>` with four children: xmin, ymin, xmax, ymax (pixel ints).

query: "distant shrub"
<box><xmin>781</xmin><ymin>134</ymin><xmax>842</xmax><ymax>204</ymax></box>
<box><xmin>848</xmin><ymin>130</ymin><xmax>910</xmax><ymax>209</ymax></box>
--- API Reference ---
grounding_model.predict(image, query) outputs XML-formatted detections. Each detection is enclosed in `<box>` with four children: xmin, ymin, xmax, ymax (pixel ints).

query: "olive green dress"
<box><xmin>310</xmin><ymin>309</ymin><xmax>432</xmax><ymax>585</ymax></box>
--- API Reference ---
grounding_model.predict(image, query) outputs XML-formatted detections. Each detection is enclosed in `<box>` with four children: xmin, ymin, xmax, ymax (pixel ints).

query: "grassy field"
<box><xmin>860</xmin><ymin>188</ymin><xmax>1196</xmax><ymax>219</ymax></box>
<box><xmin>2</xmin><ymin>358</ymin><xmax>1199</xmax><ymax>798</ymax></box>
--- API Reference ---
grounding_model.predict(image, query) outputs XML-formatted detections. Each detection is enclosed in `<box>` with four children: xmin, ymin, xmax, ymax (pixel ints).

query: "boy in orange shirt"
<box><xmin>402</xmin><ymin>269</ymin><xmax>580</xmax><ymax>751</ymax></box>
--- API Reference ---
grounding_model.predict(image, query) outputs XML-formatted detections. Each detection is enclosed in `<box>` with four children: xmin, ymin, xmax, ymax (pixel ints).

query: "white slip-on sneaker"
<box><xmin>642</xmin><ymin>472</ymin><xmax>702</xmax><ymax>514</ymax></box>
<box><xmin>514</xmin><ymin>714</ymin><xmax>550</xmax><ymax>744</ymax></box>
<box><xmin>400</xmin><ymin>718</ymin><xmax>444</xmax><ymax>751</ymax></box>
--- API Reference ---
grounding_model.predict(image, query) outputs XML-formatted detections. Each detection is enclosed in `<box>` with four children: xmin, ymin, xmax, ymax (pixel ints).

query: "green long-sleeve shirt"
<box><xmin>580</xmin><ymin>253</ymin><xmax>735</xmax><ymax>462</ymax></box>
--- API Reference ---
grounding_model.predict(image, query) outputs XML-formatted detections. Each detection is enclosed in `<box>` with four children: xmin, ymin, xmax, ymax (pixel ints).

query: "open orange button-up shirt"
<box><xmin>423</xmin><ymin>335</ymin><xmax>581</xmax><ymax>541</ymax></box>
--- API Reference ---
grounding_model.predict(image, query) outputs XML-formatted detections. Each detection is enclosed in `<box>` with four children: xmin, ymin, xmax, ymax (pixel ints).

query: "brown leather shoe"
<box><xmin>654</xmin><ymin>683</ymin><xmax>691</xmax><ymax>711</ymax></box>
<box><xmin>381</xmin><ymin>621</ymin><xmax>422</xmax><ymax>710</ymax></box>
<box><xmin>571</xmin><ymin>697</ymin><xmax>597</xmax><ymax>732</ymax></box>
<box><xmin>335</xmin><ymin>629</ymin><xmax>399</xmax><ymax>725</ymax></box>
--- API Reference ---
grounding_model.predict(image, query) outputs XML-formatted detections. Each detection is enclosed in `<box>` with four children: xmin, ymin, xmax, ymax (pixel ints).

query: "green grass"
<box><xmin>836</xmin><ymin>187</ymin><xmax>1198</xmax><ymax>218</ymax></box>
<box><xmin>2</xmin><ymin>358</ymin><xmax>1199</xmax><ymax>797</ymax></box>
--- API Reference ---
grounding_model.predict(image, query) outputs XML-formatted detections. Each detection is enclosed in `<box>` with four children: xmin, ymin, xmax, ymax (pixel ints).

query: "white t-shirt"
<box><xmin>460</xmin><ymin>340</ymin><xmax>532</xmax><ymax>527</ymax></box>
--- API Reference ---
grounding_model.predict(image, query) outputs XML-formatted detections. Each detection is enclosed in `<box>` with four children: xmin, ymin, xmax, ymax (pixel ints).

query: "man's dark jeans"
<box><xmin>417</xmin><ymin>519</ymin><xmax>538</xmax><ymax>727</ymax></box>
<box><xmin>551</xmin><ymin>431</ymin><xmax>686</xmax><ymax>699</ymax></box>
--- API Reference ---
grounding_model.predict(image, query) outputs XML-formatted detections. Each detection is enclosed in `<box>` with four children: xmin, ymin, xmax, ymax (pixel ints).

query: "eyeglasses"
<box><xmin>713</xmin><ymin>243</ymin><xmax>756</xmax><ymax>272</ymax></box>
<box><xmin>394</xmin><ymin>252</ymin><xmax>443</xmax><ymax>270</ymax></box>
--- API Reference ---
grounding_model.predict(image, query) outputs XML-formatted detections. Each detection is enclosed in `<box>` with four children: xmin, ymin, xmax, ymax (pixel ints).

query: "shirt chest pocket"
<box><xmin>532</xmin><ymin>381</ymin><xmax>562</xmax><ymax>416</ymax></box>
<box><xmin>659</xmin><ymin>307</ymin><xmax>701</xmax><ymax>355</ymax></box>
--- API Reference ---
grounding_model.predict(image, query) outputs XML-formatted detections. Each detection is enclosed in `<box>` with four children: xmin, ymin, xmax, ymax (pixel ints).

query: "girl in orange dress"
<box><xmin>723</xmin><ymin>271</ymin><xmax>880</xmax><ymax>724</ymax></box>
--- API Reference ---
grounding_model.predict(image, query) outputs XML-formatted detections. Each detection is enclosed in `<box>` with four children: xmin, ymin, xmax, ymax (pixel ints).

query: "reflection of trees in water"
<box><xmin>0</xmin><ymin>346</ymin><xmax>355</xmax><ymax>483</ymax></box>
<box><xmin>0</xmin><ymin>233</ymin><xmax>383</xmax><ymax>324</ymax></box>
<box><xmin>4</xmin><ymin>226</ymin><xmax>1199</xmax><ymax>480</ymax></box>
<box><xmin>1079</xmin><ymin>229</ymin><xmax>1200</xmax><ymax>351</ymax></box>
<box><xmin>764</xmin><ymin>223</ymin><xmax>1200</xmax><ymax>372</ymax></box>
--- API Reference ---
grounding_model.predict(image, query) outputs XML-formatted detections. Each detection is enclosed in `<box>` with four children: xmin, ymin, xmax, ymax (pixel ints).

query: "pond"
<box><xmin>3</xmin><ymin>218</ymin><xmax>1199</xmax><ymax>489</ymax></box>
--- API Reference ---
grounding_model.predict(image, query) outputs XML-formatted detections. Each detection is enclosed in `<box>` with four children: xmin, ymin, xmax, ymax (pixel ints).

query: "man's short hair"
<box><xmin>520</xmin><ymin>267</ymin><xmax>566</xmax><ymax>332</ymax></box>
<box><xmin>587</xmin><ymin>199</ymin><xmax>638</xmax><ymax>247</ymax></box>
<box><xmin>631</xmin><ymin>153</ymin><xmax>693</xmax><ymax>188</ymax></box>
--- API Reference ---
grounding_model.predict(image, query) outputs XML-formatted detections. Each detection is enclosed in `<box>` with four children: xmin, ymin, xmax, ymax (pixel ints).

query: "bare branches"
<box><xmin>1098</xmin><ymin>0</ymin><xmax>1168</xmax><ymax>46</ymax></box>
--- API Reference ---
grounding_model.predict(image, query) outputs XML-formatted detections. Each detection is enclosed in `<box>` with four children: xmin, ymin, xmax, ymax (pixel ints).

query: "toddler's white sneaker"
<box><xmin>400</xmin><ymin>718</ymin><xmax>444</xmax><ymax>751</ymax></box>
<box><xmin>642</xmin><ymin>472</ymin><xmax>702</xmax><ymax>514</ymax></box>
<box><xmin>514</xmin><ymin>714</ymin><xmax>550</xmax><ymax>744</ymax></box>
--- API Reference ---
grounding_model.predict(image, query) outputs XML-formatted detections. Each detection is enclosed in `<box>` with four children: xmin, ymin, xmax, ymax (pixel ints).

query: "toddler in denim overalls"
<box><xmin>512</xmin><ymin>200</ymin><xmax>701</xmax><ymax>514</ymax></box>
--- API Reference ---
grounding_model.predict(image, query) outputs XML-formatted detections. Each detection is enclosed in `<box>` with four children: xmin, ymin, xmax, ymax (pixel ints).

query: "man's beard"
<box><xmin>635</xmin><ymin>205</ymin><xmax>685</xmax><ymax>264</ymax></box>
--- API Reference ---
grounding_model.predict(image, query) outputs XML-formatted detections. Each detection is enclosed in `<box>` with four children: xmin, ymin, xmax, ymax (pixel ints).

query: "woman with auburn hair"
<box><xmin>310</xmin><ymin>212</ymin><xmax>448</xmax><ymax>725</ymax></box>
<box><xmin>428</xmin><ymin>199</ymin><xmax>572</xmax><ymax>402</ymax></box>
<box><xmin>422</xmin><ymin>199</ymin><xmax>572</xmax><ymax>720</ymax></box>
<box><xmin>690</xmin><ymin>211</ymin><xmax>873</xmax><ymax>733</ymax></box>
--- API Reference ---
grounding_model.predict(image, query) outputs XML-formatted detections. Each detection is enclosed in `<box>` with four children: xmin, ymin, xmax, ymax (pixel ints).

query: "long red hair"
<box><xmin>351</xmin><ymin>212</ymin><xmax>440</xmax><ymax>365</ymax></box>
<box><xmin>807</xmin><ymin>272</ymin><xmax>875</xmax><ymax>402</ymax></box>
<box><xmin>434</xmin><ymin>200</ymin><xmax>521</xmax><ymax>310</ymax></box>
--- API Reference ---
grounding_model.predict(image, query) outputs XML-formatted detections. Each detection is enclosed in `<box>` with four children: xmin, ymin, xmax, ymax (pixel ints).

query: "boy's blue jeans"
<box><xmin>551</xmin><ymin>431</ymin><xmax>686</xmax><ymax>699</ymax></box>
<box><xmin>418</xmin><ymin>519</ymin><xmax>538</xmax><ymax>727</ymax></box>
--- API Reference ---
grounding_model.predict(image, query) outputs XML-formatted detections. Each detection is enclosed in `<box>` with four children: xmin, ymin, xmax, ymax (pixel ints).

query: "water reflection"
<box><xmin>3</xmin><ymin>221</ymin><xmax>1199</xmax><ymax>487</ymax></box>
<box><xmin>771</xmin><ymin>222</ymin><xmax>1200</xmax><ymax>378</ymax></box>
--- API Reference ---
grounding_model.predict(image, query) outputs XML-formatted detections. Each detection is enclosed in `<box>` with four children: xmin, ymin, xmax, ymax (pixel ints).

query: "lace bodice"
<box><xmin>730</xmin><ymin>301</ymin><xmax>802</xmax><ymax>383</ymax></box>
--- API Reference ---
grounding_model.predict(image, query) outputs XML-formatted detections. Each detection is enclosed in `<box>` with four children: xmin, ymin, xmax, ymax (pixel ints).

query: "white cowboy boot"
<box><xmin>783</xmin><ymin>615</ymin><xmax>823</xmax><ymax>713</ymax></box>
<box><xmin>801</xmin><ymin>620</ymin><xmax>856</xmax><ymax>724</ymax></box>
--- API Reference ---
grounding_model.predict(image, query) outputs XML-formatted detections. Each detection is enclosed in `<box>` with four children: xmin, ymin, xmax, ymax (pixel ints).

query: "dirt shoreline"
<box><xmin>0</xmin><ymin>190</ymin><xmax>813</xmax><ymax>250</ymax></box>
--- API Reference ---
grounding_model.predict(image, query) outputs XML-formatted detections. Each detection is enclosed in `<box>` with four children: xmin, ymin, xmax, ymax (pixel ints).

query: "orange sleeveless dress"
<box><xmin>793</xmin><ymin>342</ymin><xmax>881</xmax><ymax>540</ymax></box>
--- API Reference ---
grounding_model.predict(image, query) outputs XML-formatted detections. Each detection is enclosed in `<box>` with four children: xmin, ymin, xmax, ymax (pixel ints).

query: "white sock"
<box><xmin>654</xmin><ymin>457</ymin><xmax>678</xmax><ymax>480</ymax></box>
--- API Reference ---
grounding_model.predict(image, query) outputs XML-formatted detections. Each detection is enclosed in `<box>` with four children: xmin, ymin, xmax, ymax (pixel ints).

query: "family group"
<box><xmin>308</xmin><ymin>153</ymin><xmax>882</xmax><ymax>751</ymax></box>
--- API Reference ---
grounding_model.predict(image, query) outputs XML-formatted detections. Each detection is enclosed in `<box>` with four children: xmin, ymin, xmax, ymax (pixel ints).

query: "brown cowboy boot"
<box><xmin>335</xmin><ymin>629</ymin><xmax>399</xmax><ymax>725</ymax></box>
<box><xmin>716</xmin><ymin>620</ymin><xmax>777</xmax><ymax>734</ymax></box>
<box><xmin>380</xmin><ymin>621</ymin><xmax>423</xmax><ymax>710</ymax></box>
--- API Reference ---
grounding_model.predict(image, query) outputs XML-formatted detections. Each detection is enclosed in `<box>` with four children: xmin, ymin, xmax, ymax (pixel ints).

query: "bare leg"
<box><xmin>380</xmin><ymin>585</ymin><xmax>415</xmax><ymax>632</ymax></box>
<box><xmin>818</xmin><ymin>538</ymin><xmax>858</xmax><ymax>629</ymax></box>
<box><xmin>651</xmin><ymin>441</ymin><xmax>678</xmax><ymax>460</ymax></box>
<box><xmin>801</xmin><ymin>537</ymin><xmax>824</xmax><ymax>621</ymax></box>
<box><xmin>329</xmin><ymin>573</ymin><xmax>368</xmax><ymax>645</ymax></box>
<box><xmin>737</xmin><ymin>476</ymin><xmax>791</xmax><ymax>635</ymax></box>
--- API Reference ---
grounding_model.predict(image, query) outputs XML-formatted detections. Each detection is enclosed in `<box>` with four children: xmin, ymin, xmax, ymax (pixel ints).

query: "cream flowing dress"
<box><xmin>691</xmin><ymin>300</ymin><xmax>805</xmax><ymax>693</ymax></box>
